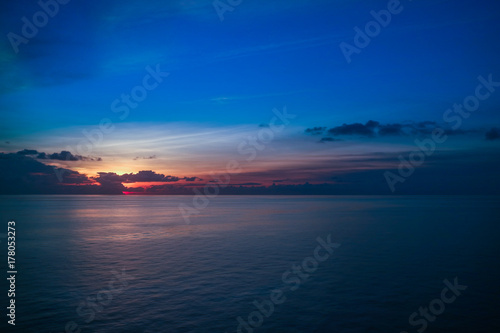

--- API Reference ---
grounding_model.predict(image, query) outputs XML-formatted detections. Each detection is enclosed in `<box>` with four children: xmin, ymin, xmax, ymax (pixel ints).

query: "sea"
<box><xmin>0</xmin><ymin>195</ymin><xmax>498</xmax><ymax>333</ymax></box>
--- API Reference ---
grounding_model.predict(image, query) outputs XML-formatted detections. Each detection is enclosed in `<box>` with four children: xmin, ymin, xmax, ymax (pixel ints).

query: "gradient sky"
<box><xmin>1</xmin><ymin>0</ymin><xmax>500</xmax><ymax>194</ymax></box>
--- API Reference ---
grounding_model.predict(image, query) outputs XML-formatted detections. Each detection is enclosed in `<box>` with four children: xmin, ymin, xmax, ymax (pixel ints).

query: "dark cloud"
<box><xmin>124</xmin><ymin>183</ymin><xmax>195</xmax><ymax>195</ymax></box>
<box><xmin>207</xmin><ymin>150</ymin><xmax>500</xmax><ymax>195</ymax></box>
<box><xmin>16</xmin><ymin>149</ymin><xmax>39</xmax><ymax>155</ymax></box>
<box><xmin>485</xmin><ymin>128</ymin><xmax>500</xmax><ymax>140</ymax></box>
<box><xmin>378</xmin><ymin>123</ymin><xmax>404</xmax><ymax>136</ymax></box>
<box><xmin>319</xmin><ymin>137</ymin><xmax>342</xmax><ymax>143</ymax></box>
<box><xmin>305</xmin><ymin>127</ymin><xmax>327</xmax><ymax>135</ymax></box>
<box><xmin>0</xmin><ymin>153</ymin><xmax>119</xmax><ymax>194</ymax></box>
<box><xmin>129</xmin><ymin>183</ymin><xmax>339</xmax><ymax>195</ymax></box>
<box><xmin>308</xmin><ymin>120</ymin><xmax>477</xmax><ymax>139</ymax></box>
<box><xmin>183</xmin><ymin>177</ymin><xmax>202</xmax><ymax>181</ymax></box>
<box><xmin>121</xmin><ymin>170</ymin><xmax>172</xmax><ymax>182</ymax></box>
<box><xmin>365</xmin><ymin>120</ymin><xmax>380</xmax><ymax>128</ymax></box>
<box><xmin>2</xmin><ymin>149</ymin><xmax>499</xmax><ymax>194</ymax></box>
<box><xmin>416</xmin><ymin>121</ymin><xmax>437</xmax><ymax>128</ymax></box>
<box><xmin>49</xmin><ymin>151</ymin><xmax>80</xmax><ymax>161</ymax></box>
<box><xmin>443</xmin><ymin>129</ymin><xmax>470</xmax><ymax>136</ymax></box>
<box><xmin>133</xmin><ymin>155</ymin><xmax>157</xmax><ymax>160</ymax></box>
<box><xmin>93</xmin><ymin>171</ymin><xmax>199</xmax><ymax>184</ymax></box>
<box><xmin>12</xmin><ymin>148</ymin><xmax>102</xmax><ymax>161</ymax></box>
<box><xmin>94</xmin><ymin>172</ymin><xmax>124</xmax><ymax>183</ymax></box>
<box><xmin>328</xmin><ymin>121</ymin><xmax>377</xmax><ymax>137</ymax></box>
<box><xmin>38</xmin><ymin>151</ymin><xmax>81</xmax><ymax>161</ymax></box>
<box><xmin>16</xmin><ymin>149</ymin><xmax>103</xmax><ymax>161</ymax></box>
<box><xmin>36</xmin><ymin>152</ymin><xmax>48</xmax><ymax>159</ymax></box>
<box><xmin>92</xmin><ymin>172</ymin><xmax>127</xmax><ymax>193</ymax></box>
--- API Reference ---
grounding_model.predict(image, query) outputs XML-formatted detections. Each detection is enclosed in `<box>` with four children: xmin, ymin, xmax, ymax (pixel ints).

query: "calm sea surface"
<box><xmin>0</xmin><ymin>195</ymin><xmax>499</xmax><ymax>333</ymax></box>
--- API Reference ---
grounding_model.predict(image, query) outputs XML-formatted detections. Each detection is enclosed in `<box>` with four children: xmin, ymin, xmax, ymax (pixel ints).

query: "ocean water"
<box><xmin>0</xmin><ymin>195</ymin><xmax>499</xmax><ymax>333</ymax></box>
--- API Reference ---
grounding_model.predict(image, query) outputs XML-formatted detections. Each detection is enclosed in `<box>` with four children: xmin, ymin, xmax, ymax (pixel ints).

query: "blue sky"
<box><xmin>1</xmin><ymin>0</ymin><xmax>500</xmax><ymax>194</ymax></box>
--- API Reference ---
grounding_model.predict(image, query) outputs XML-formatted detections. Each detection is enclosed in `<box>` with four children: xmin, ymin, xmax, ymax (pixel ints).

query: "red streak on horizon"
<box><xmin>122</xmin><ymin>181</ymin><xmax>195</xmax><ymax>188</ymax></box>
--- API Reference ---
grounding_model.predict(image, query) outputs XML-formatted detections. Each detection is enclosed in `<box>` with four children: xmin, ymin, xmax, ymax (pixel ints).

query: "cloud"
<box><xmin>319</xmin><ymin>137</ymin><xmax>342</xmax><ymax>143</ymax></box>
<box><xmin>94</xmin><ymin>172</ymin><xmax>124</xmax><ymax>184</ymax></box>
<box><xmin>133</xmin><ymin>155</ymin><xmax>157</xmax><ymax>160</ymax></box>
<box><xmin>307</xmin><ymin>120</ymin><xmax>478</xmax><ymax>139</ymax></box>
<box><xmin>2</xmin><ymin>148</ymin><xmax>500</xmax><ymax>195</ymax></box>
<box><xmin>305</xmin><ymin>127</ymin><xmax>327</xmax><ymax>135</ymax></box>
<box><xmin>213</xmin><ymin>34</ymin><xmax>345</xmax><ymax>63</ymax></box>
<box><xmin>378</xmin><ymin>123</ymin><xmax>404</xmax><ymax>136</ymax></box>
<box><xmin>183</xmin><ymin>176</ymin><xmax>202</xmax><ymax>181</ymax></box>
<box><xmin>165</xmin><ymin>176</ymin><xmax>181</xmax><ymax>182</ymax></box>
<box><xmin>485</xmin><ymin>128</ymin><xmax>500</xmax><ymax>140</ymax></box>
<box><xmin>416</xmin><ymin>121</ymin><xmax>437</xmax><ymax>128</ymax></box>
<box><xmin>38</xmin><ymin>151</ymin><xmax>84</xmax><ymax>161</ymax></box>
<box><xmin>16</xmin><ymin>149</ymin><xmax>39</xmax><ymax>155</ymax></box>
<box><xmin>0</xmin><ymin>153</ymin><xmax>120</xmax><ymax>194</ymax></box>
<box><xmin>327</xmin><ymin>120</ymin><xmax>379</xmax><ymax>137</ymax></box>
<box><xmin>16</xmin><ymin>149</ymin><xmax>103</xmax><ymax>161</ymax></box>
<box><xmin>93</xmin><ymin>171</ymin><xmax>200</xmax><ymax>184</ymax></box>
<box><xmin>38</xmin><ymin>151</ymin><xmax>80</xmax><ymax>161</ymax></box>
<box><xmin>122</xmin><ymin>170</ymin><xmax>174</xmax><ymax>182</ymax></box>
<box><xmin>14</xmin><ymin>148</ymin><xmax>103</xmax><ymax>162</ymax></box>
<box><xmin>443</xmin><ymin>129</ymin><xmax>472</xmax><ymax>136</ymax></box>
<box><xmin>193</xmin><ymin>149</ymin><xmax>500</xmax><ymax>195</ymax></box>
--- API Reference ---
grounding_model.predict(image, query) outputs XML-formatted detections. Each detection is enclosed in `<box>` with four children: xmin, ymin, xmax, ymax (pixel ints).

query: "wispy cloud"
<box><xmin>212</xmin><ymin>35</ymin><xmax>344</xmax><ymax>62</ymax></box>
<box><xmin>306</xmin><ymin>120</ymin><xmax>480</xmax><ymax>140</ymax></box>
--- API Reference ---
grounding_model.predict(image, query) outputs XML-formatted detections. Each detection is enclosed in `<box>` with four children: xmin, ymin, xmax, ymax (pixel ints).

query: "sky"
<box><xmin>1</xmin><ymin>0</ymin><xmax>500</xmax><ymax>194</ymax></box>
